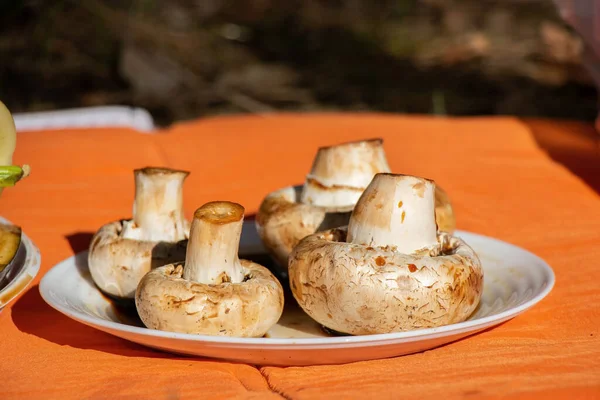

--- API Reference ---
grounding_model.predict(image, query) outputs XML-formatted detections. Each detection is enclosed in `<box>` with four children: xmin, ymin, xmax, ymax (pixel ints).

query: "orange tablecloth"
<box><xmin>1</xmin><ymin>114</ymin><xmax>599</xmax><ymax>399</ymax></box>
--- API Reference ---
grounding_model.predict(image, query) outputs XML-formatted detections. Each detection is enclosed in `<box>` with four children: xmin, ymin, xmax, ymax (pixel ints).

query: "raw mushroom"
<box><xmin>256</xmin><ymin>139</ymin><xmax>456</xmax><ymax>274</ymax></box>
<box><xmin>88</xmin><ymin>167</ymin><xmax>190</xmax><ymax>301</ymax></box>
<box><xmin>135</xmin><ymin>201</ymin><xmax>284</xmax><ymax>337</ymax></box>
<box><xmin>435</xmin><ymin>185</ymin><xmax>456</xmax><ymax>234</ymax></box>
<box><xmin>288</xmin><ymin>173</ymin><xmax>483</xmax><ymax>336</ymax></box>
<box><xmin>256</xmin><ymin>139</ymin><xmax>391</xmax><ymax>272</ymax></box>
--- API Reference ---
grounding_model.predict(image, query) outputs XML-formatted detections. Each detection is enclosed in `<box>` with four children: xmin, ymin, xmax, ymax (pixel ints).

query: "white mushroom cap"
<box><xmin>135</xmin><ymin>201</ymin><xmax>284</xmax><ymax>337</ymax></box>
<box><xmin>255</xmin><ymin>186</ymin><xmax>352</xmax><ymax>272</ymax></box>
<box><xmin>256</xmin><ymin>138</ymin><xmax>391</xmax><ymax>272</ymax></box>
<box><xmin>88</xmin><ymin>221</ymin><xmax>187</xmax><ymax>300</ymax></box>
<box><xmin>88</xmin><ymin>167</ymin><xmax>190</xmax><ymax>300</ymax></box>
<box><xmin>288</xmin><ymin>173</ymin><xmax>483</xmax><ymax>335</ymax></box>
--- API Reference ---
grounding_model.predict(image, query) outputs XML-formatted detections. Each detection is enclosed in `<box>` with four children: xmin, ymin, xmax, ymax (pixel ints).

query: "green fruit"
<box><xmin>0</xmin><ymin>102</ymin><xmax>27</xmax><ymax>276</ymax></box>
<box><xmin>0</xmin><ymin>101</ymin><xmax>29</xmax><ymax>190</ymax></box>
<box><xmin>0</xmin><ymin>101</ymin><xmax>16</xmax><ymax>166</ymax></box>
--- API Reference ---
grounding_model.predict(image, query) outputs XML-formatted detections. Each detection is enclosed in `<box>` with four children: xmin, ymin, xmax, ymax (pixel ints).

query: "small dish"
<box><xmin>0</xmin><ymin>216</ymin><xmax>41</xmax><ymax>310</ymax></box>
<box><xmin>39</xmin><ymin>221</ymin><xmax>554</xmax><ymax>366</ymax></box>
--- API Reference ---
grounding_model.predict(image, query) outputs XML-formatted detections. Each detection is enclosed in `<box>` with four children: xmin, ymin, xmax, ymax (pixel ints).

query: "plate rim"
<box><xmin>39</xmin><ymin>229</ymin><xmax>555</xmax><ymax>346</ymax></box>
<box><xmin>0</xmin><ymin>216</ymin><xmax>42</xmax><ymax>308</ymax></box>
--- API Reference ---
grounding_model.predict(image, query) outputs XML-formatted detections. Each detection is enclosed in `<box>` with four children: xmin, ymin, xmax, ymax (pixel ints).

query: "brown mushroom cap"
<box><xmin>288</xmin><ymin>173</ymin><xmax>482</xmax><ymax>335</ymax></box>
<box><xmin>135</xmin><ymin>201</ymin><xmax>284</xmax><ymax>337</ymax></box>
<box><xmin>88</xmin><ymin>167</ymin><xmax>190</xmax><ymax>300</ymax></box>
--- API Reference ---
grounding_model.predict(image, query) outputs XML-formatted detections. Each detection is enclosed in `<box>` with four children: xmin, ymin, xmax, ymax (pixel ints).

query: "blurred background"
<box><xmin>0</xmin><ymin>0</ymin><xmax>597</xmax><ymax>126</ymax></box>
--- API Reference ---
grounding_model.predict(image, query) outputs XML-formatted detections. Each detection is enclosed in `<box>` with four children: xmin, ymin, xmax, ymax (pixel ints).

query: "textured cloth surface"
<box><xmin>1</xmin><ymin>114</ymin><xmax>599</xmax><ymax>399</ymax></box>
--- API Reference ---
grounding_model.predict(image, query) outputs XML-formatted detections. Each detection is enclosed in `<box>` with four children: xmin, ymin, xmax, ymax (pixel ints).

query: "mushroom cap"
<box><xmin>255</xmin><ymin>185</ymin><xmax>352</xmax><ymax>272</ymax></box>
<box><xmin>288</xmin><ymin>228</ymin><xmax>483</xmax><ymax>335</ymax></box>
<box><xmin>88</xmin><ymin>219</ymin><xmax>188</xmax><ymax>300</ymax></box>
<box><xmin>135</xmin><ymin>259</ymin><xmax>284</xmax><ymax>337</ymax></box>
<box><xmin>435</xmin><ymin>185</ymin><xmax>456</xmax><ymax>233</ymax></box>
<box><xmin>256</xmin><ymin>185</ymin><xmax>457</xmax><ymax>273</ymax></box>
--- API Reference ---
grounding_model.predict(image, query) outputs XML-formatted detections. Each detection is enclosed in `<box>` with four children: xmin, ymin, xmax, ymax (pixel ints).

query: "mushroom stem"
<box><xmin>347</xmin><ymin>173</ymin><xmax>438</xmax><ymax>254</ymax></box>
<box><xmin>300</xmin><ymin>139</ymin><xmax>390</xmax><ymax>208</ymax></box>
<box><xmin>133</xmin><ymin>167</ymin><xmax>188</xmax><ymax>242</ymax></box>
<box><xmin>183</xmin><ymin>201</ymin><xmax>246</xmax><ymax>285</ymax></box>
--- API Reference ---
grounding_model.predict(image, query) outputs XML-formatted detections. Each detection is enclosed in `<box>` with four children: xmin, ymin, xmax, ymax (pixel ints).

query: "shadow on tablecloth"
<box><xmin>526</xmin><ymin>120</ymin><xmax>600</xmax><ymax>195</ymax></box>
<box><xmin>10</xmin><ymin>285</ymin><xmax>186</xmax><ymax>358</ymax></box>
<box><xmin>8</xmin><ymin>232</ymin><xmax>192</xmax><ymax>358</ymax></box>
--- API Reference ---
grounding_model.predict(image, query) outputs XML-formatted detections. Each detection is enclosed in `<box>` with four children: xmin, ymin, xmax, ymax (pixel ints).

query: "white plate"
<box><xmin>0</xmin><ymin>216</ymin><xmax>41</xmax><ymax>311</ymax></box>
<box><xmin>39</xmin><ymin>221</ymin><xmax>554</xmax><ymax>366</ymax></box>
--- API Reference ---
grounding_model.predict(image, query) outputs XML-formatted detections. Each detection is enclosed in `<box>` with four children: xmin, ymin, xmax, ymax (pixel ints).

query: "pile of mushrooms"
<box><xmin>288</xmin><ymin>173</ymin><xmax>483</xmax><ymax>335</ymax></box>
<box><xmin>86</xmin><ymin>139</ymin><xmax>477</xmax><ymax>339</ymax></box>
<box><xmin>88</xmin><ymin>167</ymin><xmax>190</xmax><ymax>301</ymax></box>
<box><xmin>135</xmin><ymin>201</ymin><xmax>284</xmax><ymax>337</ymax></box>
<box><xmin>256</xmin><ymin>138</ymin><xmax>456</xmax><ymax>274</ymax></box>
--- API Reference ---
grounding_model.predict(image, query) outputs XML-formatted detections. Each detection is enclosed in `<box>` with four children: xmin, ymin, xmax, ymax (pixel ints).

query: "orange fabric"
<box><xmin>523</xmin><ymin>118</ymin><xmax>600</xmax><ymax>194</ymax></box>
<box><xmin>1</xmin><ymin>113</ymin><xmax>599</xmax><ymax>399</ymax></box>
